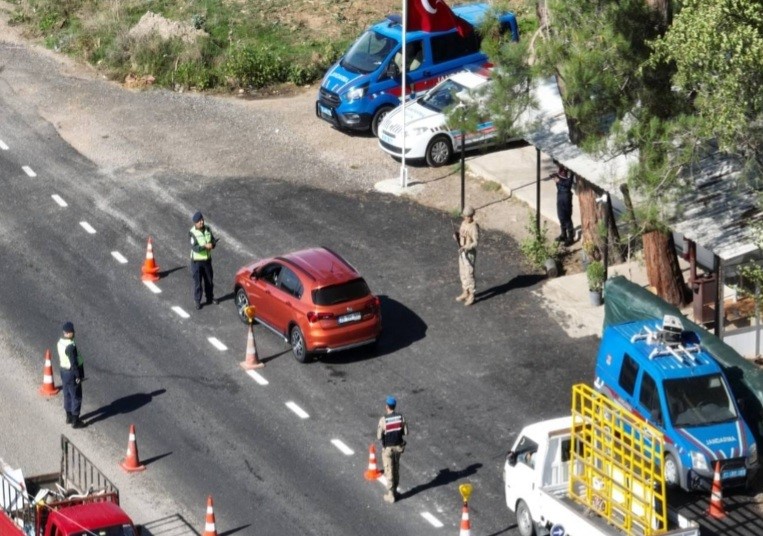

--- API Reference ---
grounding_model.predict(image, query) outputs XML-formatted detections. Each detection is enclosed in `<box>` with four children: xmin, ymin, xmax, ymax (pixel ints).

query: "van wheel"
<box><xmin>664</xmin><ymin>454</ymin><xmax>680</xmax><ymax>488</ymax></box>
<box><xmin>371</xmin><ymin>106</ymin><xmax>393</xmax><ymax>137</ymax></box>
<box><xmin>426</xmin><ymin>135</ymin><xmax>453</xmax><ymax>167</ymax></box>
<box><xmin>290</xmin><ymin>325</ymin><xmax>311</xmax><ymax>363</ymax></box>
<box><xmin>516</xmin><ymin>500</ymin><xmax>536</xmax><ymax>536</ymax></box>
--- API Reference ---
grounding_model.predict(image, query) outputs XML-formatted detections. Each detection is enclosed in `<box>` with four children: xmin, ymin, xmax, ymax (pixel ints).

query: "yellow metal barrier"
<box><xmin>569</xmin><ymin>384</ymin><xmax>668</xmax><ymax>536</ymax></box>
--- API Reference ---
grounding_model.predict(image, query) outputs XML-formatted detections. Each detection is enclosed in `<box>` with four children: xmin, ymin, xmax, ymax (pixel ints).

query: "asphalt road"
<box><xmin>1</xmin><ymin>35</ymin><xmax>760</xmax><ymax>536</ymax></box>
<box><xmin>0</xmin><ymin>42</ymin><xmax>603</xmax><ymax>536</ymax></box>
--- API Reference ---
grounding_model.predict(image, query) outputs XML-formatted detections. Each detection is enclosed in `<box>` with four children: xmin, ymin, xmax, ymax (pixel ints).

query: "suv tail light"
<box><xmin>307</xmin><ymin>311</ymin><xmax>334</xmax><ymax>323</ymax></box>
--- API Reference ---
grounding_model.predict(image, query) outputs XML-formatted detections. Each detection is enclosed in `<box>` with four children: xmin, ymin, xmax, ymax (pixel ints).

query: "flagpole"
<box><xmin>400</xmin><ymin>0</ymin><xmax>408</xmax><ymax>188</ymax></box>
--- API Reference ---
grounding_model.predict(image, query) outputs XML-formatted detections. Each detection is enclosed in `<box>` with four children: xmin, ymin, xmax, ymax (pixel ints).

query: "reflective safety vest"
<box><xmin>190</xmin><ymin>226</ymin><xmax>212</xmax><ymax>261</ymax></box>
<box><xmin>57</xmin><ymin>337</ymin><xmax>81</xmax><ymax>370</ymax></box>
<box><xmin>382</xmin><ymin>412</ymin><xmax>405</xmax><ymax>447</ymax></box>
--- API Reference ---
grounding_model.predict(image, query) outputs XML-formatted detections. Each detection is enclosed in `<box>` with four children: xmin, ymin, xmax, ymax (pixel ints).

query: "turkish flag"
<box><xmin>407</xmin><ymin>0</ymin><xmax>472</xmax><ymax>36</ymax></box>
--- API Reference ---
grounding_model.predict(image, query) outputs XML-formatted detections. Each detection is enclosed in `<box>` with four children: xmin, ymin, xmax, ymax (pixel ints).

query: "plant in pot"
<box><xmin>520</xmin><ymin>213</ymin><xmax>562</xmax><ymax>277</ymax></box>
<box><xmin>580</xmin><ymin>239</ymin><xmax>599</xmax><ymax>270</ymax></box>
<box><xmin>586</xmin><ymin>260</ymin><xmax>606</xmax><ymax>306</ymax></box>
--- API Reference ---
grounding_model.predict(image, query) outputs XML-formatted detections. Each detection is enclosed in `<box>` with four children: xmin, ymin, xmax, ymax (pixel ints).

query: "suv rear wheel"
<box><xmin>290</xmin><ymin>325</ymin><xmax>311</xmax><ymax>363</ymax></box>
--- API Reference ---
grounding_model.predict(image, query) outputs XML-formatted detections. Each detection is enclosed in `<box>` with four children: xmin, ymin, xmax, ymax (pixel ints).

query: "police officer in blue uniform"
<box><xmin>57</xmin><ymin>321</ymin><xmax>85</xmax><ymax>429</ymax></box>
<box><xmin>189</xmin><ymin>211</ymin><xmax>218</xmax><ymax>310</ymax></box>
<box><xmin>377</xmin><ymin>396</ymin><xmax>408</xmax><ymax>503</ymax></box>
<box><xmin>552</xmin><ymin>162</ymin><xmax>575</xmax><ymax>246</ymax></box>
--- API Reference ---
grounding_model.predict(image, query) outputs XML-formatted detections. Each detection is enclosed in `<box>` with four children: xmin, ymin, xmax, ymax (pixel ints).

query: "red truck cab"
<box><xmin>1</xmin><ymin>435</ymin><xmax>139</xmax><ymax>536</ymax></box>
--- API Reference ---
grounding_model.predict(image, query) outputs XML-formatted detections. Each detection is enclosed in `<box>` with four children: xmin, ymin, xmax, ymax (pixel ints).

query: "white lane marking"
<box><xmin>208</xmin><ymin>337</ymin><xmax>228</xmax><ymax>351</ymax></box>
<box><xmin>331</xmin><ymin>439</ymin><xmax>354</xmax><ymax>456</ymax></box>
<box><xmin>51</xmin><ymin>194</ymin><xmax>68</xmax><ymax>207</ymax></box>
<box><xmin>22</xmin><ymin>165</ymin><xmax>36</xmax><ymax>177</ymax></box>
<box><xmin>246</xmin><ymin>370</ymin><xmax>269</xmax><ymax>385</ymax></box>
<box><xmin>111</xmin><ymin>251</ymin><xmax>128</xmax><ymax>264</ymax></box>
<box><xmin>79</xmin><ymin>221</ymin><xmax>96</xmax><ymax>234</ymax></box>
<box><xmin>0</xmin><ymin>140</ymin><xmax>8</xmax><ymax>150</ymax></box>
<box><xmin>420</xmin><ymin>512</ymin><xmax>444</xmax><ymax>528</ymax></box>
<box><xmin>285</xmin><ymin>401</ymin><xmax>310</xmax><ymax>419</ymax></box>
<box><xmin>171</xmin><ymin>306</ymin><xmax>190</xmax><ymax>319</ymax></box>
<box><xmin>142</xmin><ymin>280</ymin><xmax>162</xmax><ymax>294</ymax></box>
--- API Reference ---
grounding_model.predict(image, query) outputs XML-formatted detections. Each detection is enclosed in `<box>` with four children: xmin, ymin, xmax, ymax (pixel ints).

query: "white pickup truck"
<box><xmin>504</xmin><ymin>385</ymin><xmax>700</xmax><ymax>536</ymax></box>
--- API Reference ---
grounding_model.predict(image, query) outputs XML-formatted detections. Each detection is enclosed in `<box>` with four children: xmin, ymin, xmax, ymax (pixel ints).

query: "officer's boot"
<box><xmin>564</xmin><ymin>228</ymin><xmax>575</xmax><ymax>247</ymax></box>
<box><xmin>464</xmin><ymin>290</ymin><xmax>475</xmax><ymax>306</ymax></box>
<box><xmin>384</xmin><ymin>491</ymin><xmax>396</xmax><ymax>503</ymax></box>
<box><xmin>65</xmin><ymin>412</ymin><xmax>73</xmax><ymax>424</ymax></box>
<box><xmin>456</xmin><ymin>289</ymin><xmax>468</xmax><ymax>302</ymax></box>
<box><xmin>71</xmin><ymin>415</ymin><xmax>85</xmax><ymax>429</ymax></box>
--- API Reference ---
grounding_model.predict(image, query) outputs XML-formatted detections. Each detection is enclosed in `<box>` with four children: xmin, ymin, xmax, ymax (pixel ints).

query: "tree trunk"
<box><xmin>643</xmin><ymin>230</ymin><xmax>687</xmax><ymax>306</ymax></box>
<box><xmin>577</xmin><ymin>179</ymin><xmax>601</xmax><ymax>256</ymax></box>
<box><xmin>605</xmin><ymin>198</ymin><xmax>625</xmax><ymax>264</ymax></box>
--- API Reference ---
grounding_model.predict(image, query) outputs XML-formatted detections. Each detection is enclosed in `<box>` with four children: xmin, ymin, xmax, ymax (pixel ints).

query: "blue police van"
<box><xmin>315</xmin><ymin>3</ymin><xmax>518</xmax><ymax>137</ymax></box>
<box><xmin>594</xmin><ymin>315</ymin><xmax>758</xmax><ymax>491</ymax></box>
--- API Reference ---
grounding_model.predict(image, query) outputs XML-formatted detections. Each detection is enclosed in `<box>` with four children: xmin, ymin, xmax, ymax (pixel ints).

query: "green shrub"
<box><xmin>587</xmin><ymin>260</ymin><xmax>606</xmax><ymax>292</ymax></box>
<box><xmin>519</xmin><ymin>212</ymin><xmax>562</xmax><ymax>270</ymax></box>
<box><xmin>223</xmin><ymin>43</ymin><xmax>289</xmax><ymax>88</ymax></box>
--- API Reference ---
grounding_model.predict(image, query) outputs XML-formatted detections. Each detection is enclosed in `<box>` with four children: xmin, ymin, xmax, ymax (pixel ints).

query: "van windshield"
<box><xmin>341</xmin><ymin>30</ymin><xmax>397</xmax><ymax>74</ymax></box>
<box><xmin>664</xmin><ymin>374</ymin><xmax>738</xmax><ymax>427</ymax></box>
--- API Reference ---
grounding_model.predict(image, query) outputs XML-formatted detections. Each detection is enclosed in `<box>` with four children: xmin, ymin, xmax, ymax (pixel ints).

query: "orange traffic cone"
<box><xmin>203</xmin><ymin>495</ymin><xmax>218</xmax><ymax>536</ymax></box>
<box><xmin>38</xmin><ymin>349</ymin><xmax>60</xmax><ymax>397</ymax></box>
<box><xmin>141</xmin><ymin>236</ymin><xmax>160</xmax><ymax>282</ymax></box>
<box><xmin>707</xmin><ymin>461</ymin><xmax>726</xmax><ymax>519</ymax></box>
<box><xmin>120</xmin><ymin>424</ymin><xmax>146</xmax><ymax>472</ymax></box>
<box><xmin>364</xmin><ymin>444</ymin><xmax>382</xmax><ymax>480</ymax></box>
<box><xmin>240</xmin><ymin>324</ymin><xmax>264</xmax><ymax>370</ymax></box>
<box><xmin>459</xmin><ymin>501</ymin><xmax>472</xmax><ymax>536</ymax></box>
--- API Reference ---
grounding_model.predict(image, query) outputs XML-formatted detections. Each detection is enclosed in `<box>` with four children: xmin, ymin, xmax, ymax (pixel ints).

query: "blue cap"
<box><xmin>192</xmin><ymin>211</ymin><xmax>203</xmax><ymax>223</ymax></box>
<box><xmin>386</xmin><ymin>396</ymin><xmax>397</xmax><ymax>408</ymax></box>
<box><xmin>62</xmin><ymin>321</ymin><xmax>74</xmax><ymax>333</ymax></box>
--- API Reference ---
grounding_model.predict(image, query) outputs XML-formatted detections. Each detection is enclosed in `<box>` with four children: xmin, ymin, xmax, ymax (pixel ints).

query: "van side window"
<box><xmin>639</xmin><ymin>373</ymin><xmax>662</xmax><ymax>425</ymax></box>
<box><xmin>431</xmin><ymin>32</ymin><xmax>481</xmax><ymax>64</ymax></box>
<box><xmin>618</xmin><ymin>354</ymin><xmax>639</xmax><ymax>396</ymax></box>
<box><xmin>393</xmin><ymin>40</ymin><xmax>424</xmax><ymax>73</ymax></box>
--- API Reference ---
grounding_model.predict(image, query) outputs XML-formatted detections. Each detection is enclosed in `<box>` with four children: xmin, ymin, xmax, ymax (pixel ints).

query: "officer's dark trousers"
<box><xmin>556</xmin><ymin>192</ymin><xmax>574</xmax><ymax>239</ymax></box>
<box><xmin>192</xmin><ymin>259</ymin><xmax>214</xmax><ymax>304</ymax></box>
<box><xmin>61</xmin><ymin>368</ymin><xmax>82</xmax><ymax>416</ymax></box>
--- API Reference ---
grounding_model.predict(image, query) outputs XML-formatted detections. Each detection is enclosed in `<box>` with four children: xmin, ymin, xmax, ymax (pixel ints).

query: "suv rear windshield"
<box><xmin>312</xmin><ymin>278</ymin><xmax>371</xmax><ymax>305</ymax></box>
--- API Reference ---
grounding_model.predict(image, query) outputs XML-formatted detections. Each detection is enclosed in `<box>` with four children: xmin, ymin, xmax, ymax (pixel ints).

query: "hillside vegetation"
<box><xmin>6</xmin><ymin>0</ymin><xmax>399</xmax><ymax>91</ymax></box>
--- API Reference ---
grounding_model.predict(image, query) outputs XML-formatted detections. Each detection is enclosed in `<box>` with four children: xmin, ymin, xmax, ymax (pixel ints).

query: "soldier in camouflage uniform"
<box><xmin>455</xmin><ymin>206</ymin><xmax>480</xmax><ymax>306</ymax></box>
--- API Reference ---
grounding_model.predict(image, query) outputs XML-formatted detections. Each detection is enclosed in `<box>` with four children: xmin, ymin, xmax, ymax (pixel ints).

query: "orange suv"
<box><xmin>233</xmin><ymin>247</ymin><xmax>382</xmax><ymax>363</ymax></box>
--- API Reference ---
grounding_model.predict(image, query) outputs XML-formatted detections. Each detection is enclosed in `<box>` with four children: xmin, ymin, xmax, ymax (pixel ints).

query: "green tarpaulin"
<box><xmin>603</xmin><ymin>275</ymin><xmax>763</xmax><ymax>443</ymax></box>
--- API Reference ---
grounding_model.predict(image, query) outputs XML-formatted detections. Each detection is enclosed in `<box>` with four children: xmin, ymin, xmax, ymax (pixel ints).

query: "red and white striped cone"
<box><xmin>707</xmin><ymin>461</ymin><xmax>726</xmax><ymax>519</ymax></box>
<box><xmin>119</xmin><ymin>424</ymin><xmax>146</xmax><ymax>472</ymax></box>
<box><xmin>203</xmin><ymin>495</ymin><xmax>218</xmax><ymax>536</ymax></box>
<box><xmin>240</xmin><ymin>324</ymin><xmax>264</xmax><ymax>370</ymax></box>
<box><xmin>141</xmin><ymin>236</ymin><xmax>160</xmax><ymax>282</ymax></box>
<box><xmin>38</xmin><ymin>349</ymin><xmax>60</xmax><ymax>396</ymax></box>
<box><xmin>364</xmin><ymin>444</ymin><xmax>382</xmax><ymax>480</ymax></box>
<box><xmin>459</xmin><ymin>501</ymin><xmax>471</xmax><ymax>536</ymax></box>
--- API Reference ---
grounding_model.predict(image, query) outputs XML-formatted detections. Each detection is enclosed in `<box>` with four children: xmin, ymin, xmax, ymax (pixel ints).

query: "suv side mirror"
<box><xmin>251</xmin><ymin>268</ymin><xmax>260</xmax><ymax>279</ymax></box>
<box><xmin>506</xmin><ymin>451</ymin><xmax>517</xmax><ymax>467</ymax></box>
